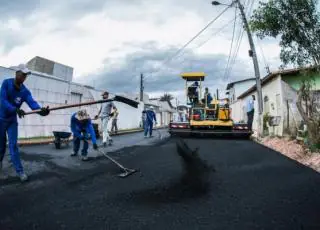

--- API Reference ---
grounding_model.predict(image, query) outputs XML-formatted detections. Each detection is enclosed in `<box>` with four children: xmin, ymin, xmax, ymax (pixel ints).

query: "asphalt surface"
<box><xmin>0</xmin><ymin>132</ymin><xmax>319</xmax><ymax>230</ymax></box>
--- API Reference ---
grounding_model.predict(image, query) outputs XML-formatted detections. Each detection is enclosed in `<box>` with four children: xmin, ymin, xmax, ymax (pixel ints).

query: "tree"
<box><xmin>296</xmin><ymin>74</ymin><xmax>320</xmax><ymax>151</ymax></box>
<box><xmin>160</xmin><ymin>93</ymin><xmax>174</xmax><ymax>102</ymax></box>
<box><xmin>249</xmin><ymin>0</ymin><xmax>320</xmax><ymax>67</ymax></box>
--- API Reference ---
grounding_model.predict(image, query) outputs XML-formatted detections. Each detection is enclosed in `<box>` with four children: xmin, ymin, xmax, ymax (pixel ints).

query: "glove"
<box><xmin>16</xmin><ymin>108</ymin><xmax>25</xmax><ymax>118</ymax></box>
<box><xmin>93</xmin><ymin>143</ymin><xmax>98</xmax><ymax>150</ymax></box>
<box><xmin>109</xmin><ymin>112</ymin><xmax>114</xmax><ymax>117</ymax></box>
<box><xmin>94</xmin><ymin>115</ymin><xmax>99</xmax><ymax>120</ymax></box>
<box><xmin>38</xmin><ymin>106</ymin><xmax>50</xmax><ymax>116</ymax></box>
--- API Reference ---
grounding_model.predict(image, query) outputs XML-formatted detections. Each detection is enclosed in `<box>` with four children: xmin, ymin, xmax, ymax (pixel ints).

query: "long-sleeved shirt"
<box><xmin>0</xmin><ymin>78</ymin><xmax>41</xmax><ymax>122</ymax></box>
<box><xmin>146</xmin><ymin>110</ymin><xmax>156</xmax><ymax>124</ymax></box>
<box><xmin>246</xmin><ymin>98</ymin><xmax>254</xmax><ymax>113</ymax></box>
<box><xmin>70</xmin><ymin>113</ymin><xmax>97</xmax><ymax>144</ymax></box>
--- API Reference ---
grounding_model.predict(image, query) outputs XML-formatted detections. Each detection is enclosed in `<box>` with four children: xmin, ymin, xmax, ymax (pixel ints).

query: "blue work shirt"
<box><xmin>246</xmin><ymin>98</ymin><xmax>254</xmax><ymax>112</ymax></box>
<box><xmin>146</xmin><ymin>110</ymin><xmax>156</xmax><ymax>124</ymax></box>
<box><xmin>70</xmin><ymin>113</ymin><xmax>97</xmax><ymax>144</ymax></box>
<box><xmin>0</xmin><ymin>78</ymin><xmax>41</xmax><ymax>122</ymax></box>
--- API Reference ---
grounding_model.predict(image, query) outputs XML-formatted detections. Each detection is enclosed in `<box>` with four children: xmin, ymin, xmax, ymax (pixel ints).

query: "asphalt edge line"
<box><xmin>17</xmin><ymin>127</ymin><xmax>167</xmax><ymax>146</ymax></box>
<box><xmin>250</xmin><ymin>136</ymin><xmax>320</xmax><ymax>173</ymax></box>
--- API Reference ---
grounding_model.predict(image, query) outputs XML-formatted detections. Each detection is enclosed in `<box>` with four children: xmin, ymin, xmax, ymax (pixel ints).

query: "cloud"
<box><xmin>0</xmin><ymin>0</ymin><xmax>282</xmax><ymax>103</ymax></box>
<box><xmin>82</xmin><ymin>42</ymin><xmax>255</xmax><ymax>97</ymax></box>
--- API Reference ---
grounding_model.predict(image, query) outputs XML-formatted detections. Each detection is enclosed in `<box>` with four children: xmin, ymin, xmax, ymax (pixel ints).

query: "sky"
<box><xmin>0</xmin><ymin>0</ymin><xmax>283</xmax><ymax>104</ymax></box>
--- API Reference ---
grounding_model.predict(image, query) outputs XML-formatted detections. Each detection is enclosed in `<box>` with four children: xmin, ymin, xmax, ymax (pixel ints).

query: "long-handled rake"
<box><xmin>97</xmin><ymin>149</ymin><xmax>138</xmax><ymax>178</ymax></box>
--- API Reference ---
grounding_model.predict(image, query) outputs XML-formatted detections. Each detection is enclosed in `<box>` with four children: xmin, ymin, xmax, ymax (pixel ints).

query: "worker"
<box><xmin>70</xmin><ymin>109</ymin><xmax>98</xmax><ymax>161</ymax></box>
<box><xmin>144</xmin><ymin>106</ymin><xmax>157</xmax><ymax>138</ymax></box>
<box><xmin>110</xmin><ymin>107</ymin><xmax>119</xmax><ymax>134</ymax></box>
<box><xmin>0</xmin><ymin>64</ymin><xmax>50</xmax><ymax>182</ymax></box>
<box><xmin>246</xmin><ymin>95</ymin><xmax>255</xmax><ymax>131</ymax></box>
<box><xmin>188</xmin><ymin>81</ymin><xmax>199</xmax><ymax>104</ymax></box>
<box><xmin>94</xmin><ymin>91</ymin><xmax>116</xmax><ymax>147</ymax></box>
<box><xmin>202</xmin><ymin>87</ymin><xmax>213</xmax><ymax>107</ymax></box>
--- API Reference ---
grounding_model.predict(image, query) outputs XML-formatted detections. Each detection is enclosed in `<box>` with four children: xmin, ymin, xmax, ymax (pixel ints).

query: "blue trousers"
<box><xmin>0</xmin><ymin>120</ymin><xmax>23</xmax><ymax>174</ymax></box>
<box><xmin>144</xmin><ymin>121</ymin><xmax>153</xmax><ymax>137</ymax></box>
<box><xmin>73</xmin><ymin>136</ymin><xmax>89</xmax><ymax>156</ymax></box>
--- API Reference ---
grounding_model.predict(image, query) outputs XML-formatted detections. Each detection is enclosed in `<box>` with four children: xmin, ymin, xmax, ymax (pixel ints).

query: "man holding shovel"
<box><xmin>0</xmin><ymin>64</ymin><xmax>50</xmax><ymax>182</ymax></box>
<box><xmin>71</xmin><ymin>109</ymin><xmax>98</xmax><ymax>161</ymax></box>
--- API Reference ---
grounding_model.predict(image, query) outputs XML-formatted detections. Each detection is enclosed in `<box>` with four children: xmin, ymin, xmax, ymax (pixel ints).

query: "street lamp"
<box><xmin>211</xmin><ymin>1</ymin><xmax>234</xmax><ymax>6</ymax></box>
<box><xmin>212</xmin><ymin>1</ymin><xmax>230</xmax><ymax>6</ymax></box>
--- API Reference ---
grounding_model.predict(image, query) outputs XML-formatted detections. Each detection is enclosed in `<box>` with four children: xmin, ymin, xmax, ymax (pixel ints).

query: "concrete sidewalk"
<box><xmin>17</xmin><ymin>126</ymin><xmax>167</xmax><ymax>146</ymax></box>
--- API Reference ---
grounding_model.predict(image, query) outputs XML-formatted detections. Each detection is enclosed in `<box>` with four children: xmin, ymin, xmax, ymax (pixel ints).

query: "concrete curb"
<box><xmin>18</xmin><ymin>126</ymin><xmax>168</xmax><ymax>146</ymax></box>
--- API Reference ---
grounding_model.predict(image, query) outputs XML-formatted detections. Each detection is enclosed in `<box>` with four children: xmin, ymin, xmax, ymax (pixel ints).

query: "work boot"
<box><xmin>19</xmin><ymin>172</ymin><xmax>28</xmax><ymax>182</ymax></box>
<box><xmin>108</xmin><ymin>139</ymin><xmax>113</xmax><ymax>146</ymax></box>
<box><xmin>0</xmin><ymin>162</ymin><xmax>8</xmax><ymax>180</ymax></box>
<box><xmin>70</xmin><ymin>152</ymin><xmax>78</xmax><ymax>157</ymax></box>
<box><xmin>81</xmin><ymin>156</ymin><xmax>89</xmax><ymax>161</ymax></box>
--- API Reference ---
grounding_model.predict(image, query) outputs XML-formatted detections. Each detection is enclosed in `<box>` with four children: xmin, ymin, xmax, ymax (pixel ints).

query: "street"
<box><xmin>0</xmin><ymin>130</ymin><xmax>319</xmax><ymax>230</ymax></box>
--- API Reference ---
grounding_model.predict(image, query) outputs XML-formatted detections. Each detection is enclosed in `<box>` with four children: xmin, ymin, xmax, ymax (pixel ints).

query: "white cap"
<box><xmin>149</xmin><ymin>106</ymin><xmax>154</xmax><ymax>110</ymax></box>
<box><xmin>14</xmin><ymin>64</ymin><xmax>31</xmax><ymax>74</ymax></box>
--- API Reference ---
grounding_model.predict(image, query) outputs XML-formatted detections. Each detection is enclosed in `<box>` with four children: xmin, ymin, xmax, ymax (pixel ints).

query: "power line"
<box><xmin>224</xmin><ymin>0</ymin><xmax>252</xmax><ymax>81</ymax></box>
<box><xmin>144</xmin><ymin>5</ymin><xmax>232</xmax><ymax>80</ymax></box>
<box><xmin>223</xmin><ymin>8</ymin><xmax>238</xmax><ymax>80</ymax></box>
<box><xmin>158</xmin><ymin>16</ymin><xmax>238</xmax><ymax>75</ymax></box>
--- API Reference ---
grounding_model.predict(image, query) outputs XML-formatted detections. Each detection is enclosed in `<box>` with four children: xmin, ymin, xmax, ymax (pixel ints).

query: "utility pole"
<box><xmin>216</xmin><ymin>89</ymin><xmax>219</xmax><ymax>100</ymax></box>
<box><xmin>235</xmin><ymin>0</ymin><xmax>264</xmax><ymax>137</ymax></box>
<box><xmin>140</xmin><ymin>73</ymin><xmax>144</xmax><ymax>102</ymax></box>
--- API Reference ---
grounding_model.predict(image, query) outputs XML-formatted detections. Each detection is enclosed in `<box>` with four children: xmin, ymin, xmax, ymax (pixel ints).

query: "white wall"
<box><xmin>238</xmin><ymin>75</ymin><xmax>284</xmax><ymax>136</ymax></box>
<box><xmin>229</xmin><ymin>80</ymin><xmax>255</xmax><ymax>104</ymax></box>
<box><xmin>0</xmin><ymin>66</ymin><xmax>143</xmax><ymax>138</ymax></box>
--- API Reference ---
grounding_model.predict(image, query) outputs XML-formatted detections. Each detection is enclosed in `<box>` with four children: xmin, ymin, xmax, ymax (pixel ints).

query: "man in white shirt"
<box><xmin>246</xmin><ymin>95</ymin><xmax>255</xmax><ymax>131</ymax></box>
<box><xmin>95</xmin><ymin>91</ymin><xmax>116</xmax><ymax>147</ymax></box>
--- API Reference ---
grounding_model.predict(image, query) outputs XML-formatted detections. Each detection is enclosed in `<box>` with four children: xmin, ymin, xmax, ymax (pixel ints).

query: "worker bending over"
<box><xmin>144</xmin><ymin>106</ymin><xmax>157</xmax><ymax>138</ymax></box>
<box><xmin>95</xmin><ymin>91</ymin><xmax>116</xmax><ymax>147</ymax></box>
<box><xmin>71</xmin><ymin>109</ymin><xmax>98</xmax><ymax>161</ymax></box>
<box><xmin>0</xmin><ymin>64</ymin><xmax>50</xmax><ymax>182</ymax></box>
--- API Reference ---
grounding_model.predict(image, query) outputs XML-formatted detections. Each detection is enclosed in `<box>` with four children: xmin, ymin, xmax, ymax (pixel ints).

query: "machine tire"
<box><xmin>54</xmin><ymin>141</ymin><xmax>61</xmax><ymax>149</ymax></box>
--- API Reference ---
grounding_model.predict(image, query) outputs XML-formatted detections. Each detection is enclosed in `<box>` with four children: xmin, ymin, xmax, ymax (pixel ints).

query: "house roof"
<box><xmin>226</xmin><ymin>78</ymin><xmax>256</xmax><ymax>90</ymax></box>
<box><xmin>237</xmin><ymin>65</ymin><xmax>320</xmax><ymax>99</ymax></box>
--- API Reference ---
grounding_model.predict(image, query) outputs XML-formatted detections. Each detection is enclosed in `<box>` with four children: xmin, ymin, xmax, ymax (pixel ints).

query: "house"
<box><xmin>226</xmin><ymin>78</ymin><xmax>256</xmax><ymax>104</ymax></box>
<box><xmin>225</xmin><ymin>78</ymin><xmax>256</xmax><ymax>122</ymax></box>
<box><xmin>149</xmin><ymin>98</ymin><xmax>176</xmax><ymax>126</ymax></box>
<box><xmin>0</xmin><ymin>56</ymin><xmax>144</xmax><ymax>138</ymax></box>
<box><xmin>235</xmin><ymin>66</ymin><xmax>320</xmax><ymax>136</ymax></box>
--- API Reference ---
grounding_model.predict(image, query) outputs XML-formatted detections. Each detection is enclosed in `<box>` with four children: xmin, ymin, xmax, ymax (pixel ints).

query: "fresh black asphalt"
<box><xmin>0</xmin><ymin>136</ymin><xmax>319</xmax><ymax>230</ymax></box>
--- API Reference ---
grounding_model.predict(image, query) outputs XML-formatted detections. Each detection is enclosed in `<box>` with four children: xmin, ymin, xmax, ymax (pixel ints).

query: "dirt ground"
<box><xmin>261</xmin><ymin>137</ymin><xmax>320</xmax><ymax>173</ymax></box>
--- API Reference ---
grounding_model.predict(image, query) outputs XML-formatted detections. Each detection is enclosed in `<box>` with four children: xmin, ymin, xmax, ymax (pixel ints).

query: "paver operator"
<box><xmin>144</xmin><ymin>106</ymin><xmax>157</xmax><ymax>138</ymax></box>
<box><xmin>95</xmin><ymin>91</ymin><xmax>116</xmax><ymax>147</ymax></box>
<box><xmin>71</xmin><ymin>109</ymin><xmax>98</xmax><ymax>161</ymax></box>
<box><xmin>0</xmin><ymin>64</ymin><xmax>50</xmax><ymax>182</ymax></box>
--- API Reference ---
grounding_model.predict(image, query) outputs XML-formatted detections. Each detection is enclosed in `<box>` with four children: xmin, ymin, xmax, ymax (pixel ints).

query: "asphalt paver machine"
<box><xmin>168</xmin><ymin>72</ymin><xmax>251</xmax><ymax>138</ymax></box>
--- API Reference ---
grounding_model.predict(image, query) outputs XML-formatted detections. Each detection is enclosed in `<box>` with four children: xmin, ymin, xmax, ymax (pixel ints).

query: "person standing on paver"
<box><xmin>110</xmin><ymin>107</ymin><xmax>119</xmax><ymax>134</ymax></box>
<box><xmin>144</xmin><ymin>106</ymin><xmax>157</xmax><ymax>138</ymax></box>
<box><xmin>246</xmin><ymin>95</ymin><xmax>255</xmax><ymax>131</ymax></box>
<box><xmin>0</xmin><ymin>64</ymin><xmax>50</xmax><ymax>182</ymax></box>
<box><xmin>94</xmin><ymin>91</ymin><xmax>116</xmax><ymax>147</ymax></box>
<box><xmin>71</xmin><ymin>109</ymin><xmax>98</xmax><ymax>161</ymax></box>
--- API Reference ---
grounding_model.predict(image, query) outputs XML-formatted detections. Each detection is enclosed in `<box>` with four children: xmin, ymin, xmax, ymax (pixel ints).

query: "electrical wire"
<box><xmin>144</xmin><ymin>5</ymin><xmax>232</xmax><ymax>80</ymax></box>
<box><xmin>157</xmin><ymin>16</ymin><xmax>238</xmax><ymax>75</ymax></box>
<box><xmin>223</xmin><ymin>7</ymin><xmax>238</xmax><ymax>80</ymax></box>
